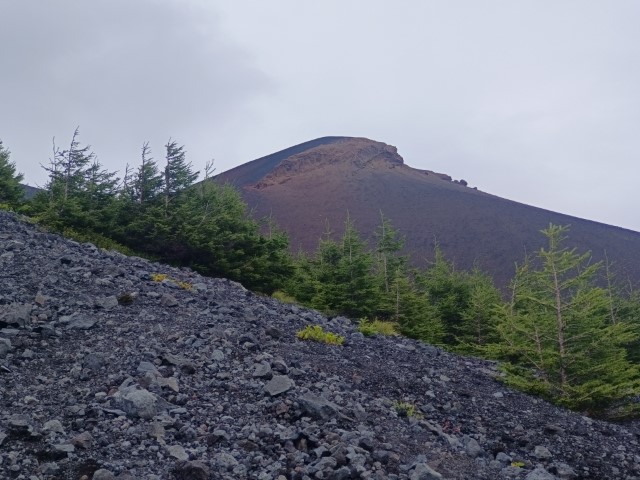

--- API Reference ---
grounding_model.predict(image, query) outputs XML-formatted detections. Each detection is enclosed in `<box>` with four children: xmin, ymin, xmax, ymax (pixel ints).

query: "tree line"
<box><xmin>1</xmin><ymin>130</ymin><xmax>292</xmax><ymax>292</ymax></box>
<box><xmin>1</xmin><ymin>132</ymin><xmax>639</xmax><ymax>418</ymax></box>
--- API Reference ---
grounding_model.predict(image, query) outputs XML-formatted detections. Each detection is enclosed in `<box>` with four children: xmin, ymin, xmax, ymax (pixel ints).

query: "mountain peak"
<box><xmin>252</xmin><ymin>137</ymin><xmax>404</xmax><ymax>190</ymax></box>
<box><xmin>215</xmin><ymin>137</ymin><xmax>640</xmax><ymax>289</ymax></box>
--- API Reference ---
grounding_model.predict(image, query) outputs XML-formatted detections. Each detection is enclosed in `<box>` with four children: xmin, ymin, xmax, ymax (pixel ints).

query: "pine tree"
<box><xmin>33</xmin><ymin>128</ymin><xmax>100</xmax><ymax>231</ymax></box>
<box><xmin>456</xmin><ymin>269</ymin><xmax>502</xmax><ymax>353</ymax></box>
<box><xmin>285</xmin><ymin>250</ymin><xmax>323</xmax><ymax>305</ymax></box>
<box><xmin>335</xmin><ymin>216</ymin><xmax>379</xmax><ymax>317</ymax></box>
<box><xmin>170</xmin><ymin>181</ymin><xmax>292</xmax><ymax>293</ymax></box>
<box><xmin>370</xmin><ymin>212</ymin><xmax>444</xmax><ymax>339</ymax></box>
<box><xmin>601</xmin><ymin>253</ymin><xmax>640</xmax><ymax>364</ymax></box>
<box><xmin>374</xmin><ymin>211</ymin><xmax>406</xmax><ymax>294</ymax></box>
<box><xmin>417</xmin><ymin>246</ymin><xmax>471</xmax><ymax>345</ymax></box>
<box><xmin>163</xmin><ymin>139</ymin><xmax>198</xmax><ymax>214</ymax></box>
<box><xmin>300</xmin><ymin>217</ymin><xmax>379</xmax><ymax>318</ymax></box>
<box><xmin>48</xmin><ymin>127</ymin><xmax>94</xmax><ymax>202</ymax></box>
<box><xmin>310</xmin><ymin>229</ymin><xmax>346</xmax><ymax>314</ymax></box>
<box><xmin>491</xmin><ymin>224</ymin><xmax>640</xmax><ymax>413</ymax></box>
<box><xmin>79</xmin><ymin>158</ymin><xmax>119</xmax><ymax>231</ymax></box>
<box><xmin>389</xmin><ymin>267</ymin><xmax>444</xmax><ymax>344</ymax></box>
<box><xmin>134</xmin><ymin>142</ymin><xmax>163</xmax><ymax>204</ymax></box>
<box><xmin>0</xmin><ymin>140</ymin><xmax>24</xmax><ymax>207</ymax></box>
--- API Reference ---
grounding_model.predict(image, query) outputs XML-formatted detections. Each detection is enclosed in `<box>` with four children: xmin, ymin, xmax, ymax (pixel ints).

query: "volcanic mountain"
<box><xmin>214</xmin><ymin>137</ymin><xmax>640</xmax><ymax>288</ymax></box>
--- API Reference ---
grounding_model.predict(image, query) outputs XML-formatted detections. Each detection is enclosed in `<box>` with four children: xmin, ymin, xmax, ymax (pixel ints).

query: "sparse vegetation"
<box><xmin>150</xmin><ymin>273</ymin><xmax>192</xmax><ymax>290</ymax></box>
<box><xmin>296</xmin><ymin>325</ymin><xmax>345</xmax><ymax>345</ymax></box>
<box><xmin>60</xmin><ymin>227</ymin><xmax>137</xmax><ymax>256</ymax></box>
<box><xmin>7</xmin><ymin>129</ymin><xmax>640</xmax><ymax>419</ymax></box>
<box><xmin>23</xmin><ymin>130</ymin><xmax>291</xmax><ymax>294</ymax></box>
<box><xmin>358</xmin><ymin>318</ymin><xmax>399</xmax><ymax>336</ymax></box>
<box><xmin>272</xmin><ymin>290</ymin><xmax>298</xmax><ymax>304</ymax></box>
<box><xmin>393</xmin><ymin>401</ymin><xmax>423</xmax><ymax>419</ymax></box>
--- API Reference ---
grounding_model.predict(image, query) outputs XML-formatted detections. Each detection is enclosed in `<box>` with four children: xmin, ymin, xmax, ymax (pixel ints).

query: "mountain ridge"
<box><xmin>214</xmin><ymin>137</ymin><xmax>640</xmax><ymax>288</ymax></box>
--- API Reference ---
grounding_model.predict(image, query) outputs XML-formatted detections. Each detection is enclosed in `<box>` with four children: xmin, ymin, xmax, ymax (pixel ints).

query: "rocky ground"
<box><xmin>1</xmin><ymin>209</ymin><xmax>639</xmax><ymax>480</ymax></box>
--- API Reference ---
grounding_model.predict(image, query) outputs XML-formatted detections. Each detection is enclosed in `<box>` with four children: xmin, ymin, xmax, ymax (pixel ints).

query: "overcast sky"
<box><xmin>2</xmin><ymin>1</ymin><xmax>639</xmax><ymax>231</ymax></box>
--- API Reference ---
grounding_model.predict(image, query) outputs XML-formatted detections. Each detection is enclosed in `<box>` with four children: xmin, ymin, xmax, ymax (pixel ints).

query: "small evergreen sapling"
<box><xmin>490</xmin><ymin>224</ymin><xmax>640</xmax><ymax>413</ymax></box>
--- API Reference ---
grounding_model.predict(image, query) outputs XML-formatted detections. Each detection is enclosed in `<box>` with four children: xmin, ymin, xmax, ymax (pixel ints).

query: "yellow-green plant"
<box><xmin>272</xmin><ymin>290</ymin><xmax>297</xmax><ymax>304</ymax></box>
<box><xmin>511</xmin><ymin>461</ymin><xmax>525</xmax><ymax>468</ymax></box>
<box><xmin>358</xmin><ymin>318</ymin><xmax>399</xmax><ymax>337</ymax></box>
<box><xmin>151</xmin><ymin>273</ymin><xmax>168</xmax><ymax>282</ymax></box>
<box><xmin>60</xmin><ymin>227</ymin><xmax>137</xmax><ymax>256</ymax></box>
<box><xmin>151</xmin><ymin>274</ymin><xmax>192</xmax><ymax>290</ymax></box>
<box><xmin>296</xmin><ymin>325</ymin><xmax>344</xmax><ymax>345</ymax></box>
<box><xmin>393</xmin><ymin>401</ymin><xmax>423</xmax><ymax>419</ymax></box>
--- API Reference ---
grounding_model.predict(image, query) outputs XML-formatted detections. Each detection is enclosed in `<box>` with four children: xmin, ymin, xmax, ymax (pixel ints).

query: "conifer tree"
<box><xmin>416</xmin><ymin>246</ymin><xmax>471</xmax><ymax>345</ymax></box>
<box><xmin>170</xmin><ymin>181</ymin><xmax>292</xmax><ymax>293</ymax></box>
<box><xmin>389</xmin><ymin>267</ymin><xmax>444</xmax><ymax>344</ymax></box>
<box><xmin>83</xmin><ymin>159</ymin><xmax>118</xmax><ymax>206</ymax></box>
<box><xmin>284</xmin><ymin>250</ymin><xmax>322</xmax><ymax>305</ymax></box>
<box><xmin>33</xmin><ymin>128</ymin><xmax>103</xmax><ymax>231</ymax></box>
<box><xmin>134</xmin><ymin>142</ymin><xmax>163</xmax><ymax>204</ymax></box>
<box><xmin>79</xmin><ymin>158</ymin><xmax>119</xmax><ymax>231</ymax></box>
<box><xmin>371</xmin><ymin>212</ymin><xmax>444</xmax><ymax>340</ymax></box>
<box><xmin>335</xmin><ymin>216</ymin><xmax>379</xmax><ymax>317</ymax></box>
<box><xmin>456</xmin><ymin>269</ymin><xmax>502</xmax><ymax>352</ymax></box>
<box><xmin>0</xmin><ymin>140</ymin><xmax>24</xmax><ymax>207</ymax></box>
<box><xmin>111</xmin><ymin>143</ymin><xmax>165</xmax><ymax>251</ymax></box>
<box><xmin>163</xmin><ymin>139</ymin><xmax>198</xmax><ymax>214</ymax></box>
<box><xmin>302</xmin><ymin>217</ymin><xmax>379</xmax><ymax>318</ymax></box>
<box><xmin>600</xmin><ymin>254</ymin><xmax>640</xmax><ymax>364</ymax></box>
<box><xmin>48</xmin><ymin>127</ymin><xmax>94</xmax><ymax>202</ymax></box>
<box><xmin>491</xmin><ymin>224</ymin><xmax>640</xmax><ymax>412</ymax></box>
<box><xmin>374</xmin><ymin>211</ymin><xmax>406</xmax><ymax>294</ymax></box>
<box><xmin>310</xmin><ymin>230</ymin><xmax>346</xmax><ymax>314</ymax></box>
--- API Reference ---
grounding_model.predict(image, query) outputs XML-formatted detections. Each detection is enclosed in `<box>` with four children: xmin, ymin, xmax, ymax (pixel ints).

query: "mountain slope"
<box><xmin>1</xmin><ymin>210</ymin><xmax>639</xmax><ymax>479</ymax></box>
<box><xmin>20</xmin><ymin>184</ymin><xmax>42</xmax><ymax>200</ymax></box>
<box><xmin>214</xmin><ymin>137</ymin><xmax>640</xmax><ymax>288</ymax></box>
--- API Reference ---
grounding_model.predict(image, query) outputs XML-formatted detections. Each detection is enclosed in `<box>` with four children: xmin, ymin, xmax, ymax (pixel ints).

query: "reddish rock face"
<box><xmin>214</xmin><ymin>136</ymin><xmax>640</xmax><ymax>288</ymax></box>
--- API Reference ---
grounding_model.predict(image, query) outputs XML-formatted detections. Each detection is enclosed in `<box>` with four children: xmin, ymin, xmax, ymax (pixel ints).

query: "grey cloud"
<box><xmin>2</xmin><ymin>1</ymin><xmax>640</xmax><ymax>231</ymax></box>
<box><xmin>0</xmin><ymin>0</ymin><xmax>272</xmax><ymax>182</ymax></box>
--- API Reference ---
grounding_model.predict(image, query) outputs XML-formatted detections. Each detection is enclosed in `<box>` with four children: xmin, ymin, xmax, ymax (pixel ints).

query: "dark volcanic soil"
<box><xmin>1</xmin><ymin>210</ymin><xmax>639</xmax><ymax>479</ymax></box>
<box><xmin>214</xmin><ymin>137</ymin><xmax>640</xmax><ymax>289</ymax></box>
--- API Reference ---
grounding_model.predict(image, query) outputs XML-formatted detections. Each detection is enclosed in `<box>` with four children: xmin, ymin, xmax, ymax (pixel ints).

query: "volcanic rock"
<box><xmin>0</xmin><ymin>209</ymin><xmax>638</xmax><ymax>479</ymax></box>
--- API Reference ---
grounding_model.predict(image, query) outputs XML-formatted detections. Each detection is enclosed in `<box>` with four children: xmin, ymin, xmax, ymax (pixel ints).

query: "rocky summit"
<box><xmin>0</xmin><ymin>209</ymin><xmax>639</xmax><ymax>480</ymax></box>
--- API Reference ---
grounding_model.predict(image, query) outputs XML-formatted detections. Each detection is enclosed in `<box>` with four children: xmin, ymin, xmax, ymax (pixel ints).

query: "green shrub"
<box><xmin>150</xmin><ymin>273</ymin><xmax>191</xmax><ymax>290</ymax></box>
<box><xmin>151</xmin><ymin>273</ymin><xmax>168</xmax><ymax>282</ymax></box>
<box><xmin>60</xmin><ymin>227</ymin><xmax>137</xmax><ymax>256</ymax></box>
<box><xmin>358</xmin><ymin>318</ymin><xmax>399</xmax><ymax>337</ymax></box>
<box><xmin>296</xmin><ymin>325</ymin><xmax>345</xmax><ymax>345</ymax></box>
<box><xmin>272</xmin><ymin>290</ymin><xmax>298</xmax><ymax>304</ymax></box>
<box><xmin>393</xmin><ymin>401</ymin><xmax>423</xmax><ymax>419</ymax></box>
